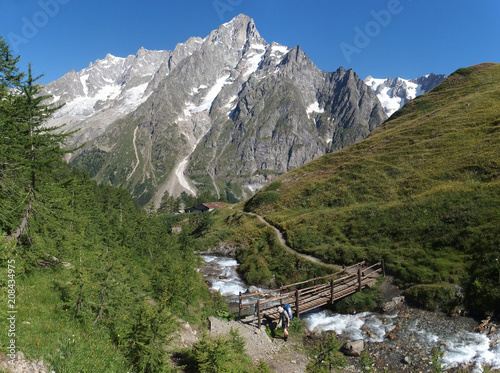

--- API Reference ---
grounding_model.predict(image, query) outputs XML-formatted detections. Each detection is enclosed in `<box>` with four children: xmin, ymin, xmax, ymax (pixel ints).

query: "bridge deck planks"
<box><xmin>240</xmin><ymin>261</ymin><xmax>384</xmax><ymax>327</ymax></box>
<box><xmin>257</xmin><ymin>274</ymin><xmax>380</xmax><ymax>322</ymax></box>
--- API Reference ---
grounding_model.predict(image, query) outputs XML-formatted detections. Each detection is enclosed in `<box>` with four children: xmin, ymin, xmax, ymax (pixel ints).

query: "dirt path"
<box><xmin>245</xmin><ymin>212</ymin><xmax>340</xmax><ymax>270</ymax></box>
<box><xmin>209</xmin><ymin>316</ymin><xmax>309</xmax><ymax>373</ymax></box>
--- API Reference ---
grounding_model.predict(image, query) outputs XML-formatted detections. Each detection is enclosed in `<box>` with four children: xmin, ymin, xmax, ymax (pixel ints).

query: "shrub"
<box><xmin>123</xmin><ymin>302</ymin><xmax>177</xmax><ymax>373</ymax></box>
<box><xmin>454</xmin><ymin>67</ymin><xmax>473</xmax><ymax>76</ymax></box>
<box><xmin>289</xmin><ymin>317</ymin><xmax>304</xmax><ymax>334</ymax></box>
<box><xmin>185</xmin><ymin>329</ymin><xmax>260</xmax><ymax>372</ymax></box>
<box><xmin>256</xmin><ymin>361</ymin><xmax>272</xmax><ymax>372</ymax></box>
<box><xmin>244</xmin><ymin>191</ymin><xmax>280</xmax><ymax>212</ymax></box>
<box><xmin>431</xmin><ymin>347</ymin><xmax>445</xmax><ymax>373</ymax></box>
<box><xmin>359</xmin><ymin>350</ymin><xmax>375</xmax><ymax>373</ymax></box>
<box><xmin>266</xmin><ymin>181</ymin><xmax>282</xmax><ymax>191</ymax></box>
<box><xmin>306</xmin><ymin>333</ymin><xmax>347</xmax><ymax>373</ymax></box>
<box><xmin>405</xmin><ymin>283</ymin><xmax>462</xmax><ymax>314</ymax></box>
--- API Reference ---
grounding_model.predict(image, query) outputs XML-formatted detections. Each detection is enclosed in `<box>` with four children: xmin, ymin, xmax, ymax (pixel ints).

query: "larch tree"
<box><xmin>0</xmin><ymin>36</ymin><xmax>73</xmax><ymax>242</ymax></box>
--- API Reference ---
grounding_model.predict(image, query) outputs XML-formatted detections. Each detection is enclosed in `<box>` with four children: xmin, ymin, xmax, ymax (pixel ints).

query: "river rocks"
<box><xmin>199</xmin><ymin>253</ymin><xmax>500</xmax><ymax>372</ymax></box>
<box><xmin>306</xmin><ymin>303</ymin><xmax>500</xmax><ymax>372</ymax></box>
<box><xmin>199</xmin><ymin>266</ymin><xmax>221</xmax><ymax>278</ymax></box>
<box><xmin>365</xmin><ymin>304</ymin><xmax>494</xmax><ymax>372</ymax></box>
<box><xmin>304</xmin><ymin>326</ymin><xmax>326</xmax><ymax>339</ymax></box>
<box><xmin>203</xmin><ymin>242</ymin><xmax>238</xmax><ymax>257</ymax></box>
<box><xmin>383</xmin><ymin>296</ymin><xmax>405</xmax><ymax>312</ymax></box>
<box><xmin>246</xmin><ymin>286</ymin><xmax>259</xmax><ymax>294</ymax></box>
<box><xmin>313</xmin><ymin>327</ymin><xmax>324</xmax><ymax>338</ymax></box>
<box><xmin>490</xmin><ymin>337</ymin><xmax>500</xmax><ymax>348</ymax></box>
<box><xmin>476</xmin><ymin>316</ymin><xmax>499</xmax><ymax>337</ymax></box>
<box><xmin>344</xmin><ymin>340</ymin><xmax>364</xmax><ymax>357</ymax></box>
<box><xmin>361</xmin><ymin>325</ymin><xmax>378</xmax><ymax>340</ymax></box>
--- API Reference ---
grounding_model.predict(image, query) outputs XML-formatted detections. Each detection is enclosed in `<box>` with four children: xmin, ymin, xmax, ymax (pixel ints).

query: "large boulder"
<box><xmin>343</xmin><ymin>340</ymin><xmax>364</xmax><ymax>357</ymax></box>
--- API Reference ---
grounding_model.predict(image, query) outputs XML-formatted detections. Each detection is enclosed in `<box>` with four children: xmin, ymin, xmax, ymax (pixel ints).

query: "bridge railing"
<box><xmin>238</xmin><ymin>260</ymin><xmax>367</xmax><ymax>308</ymax></box>
<box><xmin>238</xmin><ymin>260</ymin><xmax>385</xmax><ymax>328</ymax></box>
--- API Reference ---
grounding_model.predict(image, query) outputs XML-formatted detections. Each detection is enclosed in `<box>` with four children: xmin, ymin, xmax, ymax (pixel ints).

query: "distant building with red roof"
<box><xmin>185</xmin><ymin>202</ymin><xmax>226</xmax><ymax>213</ymax></box>
<box><xmin>202</xmin><ymin>202</ymin><xmax>226</xmax><ymax>209</ymax></box>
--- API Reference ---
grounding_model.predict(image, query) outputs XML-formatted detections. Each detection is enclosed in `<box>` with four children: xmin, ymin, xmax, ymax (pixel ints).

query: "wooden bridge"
<box><xmin>238</xmin><ymin>260</ymin><xmax>385</xmax><ymax>328</ymax></box>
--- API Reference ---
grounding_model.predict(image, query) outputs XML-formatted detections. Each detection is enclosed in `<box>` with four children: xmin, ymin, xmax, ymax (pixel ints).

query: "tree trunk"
<box><xmin>4</xmin><ymin>201</ymin><xmax>32</xmax><ymax>243</ymax></box>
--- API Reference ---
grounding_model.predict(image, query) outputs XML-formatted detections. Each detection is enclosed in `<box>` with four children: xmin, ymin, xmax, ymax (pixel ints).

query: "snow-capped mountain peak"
<box><xmin>43</xmin><ymin>48</ymin><xmax>171</xmax><ymax>145</ymax></box>
<box><xmin>365</xmin><ymin>73</ymin><xmax>447</xmax><ymax>117</ymax></box>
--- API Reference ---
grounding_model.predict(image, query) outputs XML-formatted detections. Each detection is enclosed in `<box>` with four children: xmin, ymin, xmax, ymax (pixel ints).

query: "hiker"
<box><xmin>278</xmin><ymin>305</ymin><xmax>290</xmax><ymax>341</ymax></box>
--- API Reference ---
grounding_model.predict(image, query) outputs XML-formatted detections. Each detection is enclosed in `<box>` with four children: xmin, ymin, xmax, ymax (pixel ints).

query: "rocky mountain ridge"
<box><xmin>364</xmin><ymin>73</ymin><xmax>447</xmax><ymax>116</ymax></box>
<box><xmin>44</xmin><ymin>14</ymin><xmax>390</xmax><ymax>205</ymax></box>
<box><xmin>44</xmin><ymin>48</ymin><xmax>171</xmax><ymax>149</ymax></box>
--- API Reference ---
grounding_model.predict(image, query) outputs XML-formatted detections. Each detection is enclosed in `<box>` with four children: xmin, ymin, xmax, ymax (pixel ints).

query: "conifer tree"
<box><xmin>0</xmin><ymin>36</ymin><xmax>24</xmax><ymax>175</ymax></box>
<box><xmin>20</xmin><ymin>65</ymin><xmax>72</xmax><ymax>190</ymax></box>
<box><xmin>157</xmin><ymin>190</ymin><xmax>181</xmax><ymax>214</ymax></box>
<box><xmin>124</xmin><ymin>301</ymin><xmax>176</xmax><ymax>373</ymax></box>
<box><xmin>0</xmin><ymin>37</ymin><xmax>72</xmax><ymax>242</ymax></box>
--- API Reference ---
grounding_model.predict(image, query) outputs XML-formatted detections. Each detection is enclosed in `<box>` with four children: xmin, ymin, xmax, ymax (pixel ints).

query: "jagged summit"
<box><xmin>220</xmin><ymin>13</ymin><xmax>256</xmax><ymax>32</ymax></box>
<box><xmin>44</xmin><ymin>14</ymin><xmax>386</xmax><ymax>206</ymax></box>
<box><xmin>225</xmin><ymin>13</ymin><xmax>252</xmax><ymax>23</ymax></box>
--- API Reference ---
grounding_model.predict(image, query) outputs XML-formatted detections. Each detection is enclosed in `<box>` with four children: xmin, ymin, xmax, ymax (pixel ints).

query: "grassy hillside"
<box><xmin>244</xmin><ymin>63</ymin><xmax>500</xmax><ymax>316</ymax></box>
<box><xmin>0</xmin><ymin>163</ymin><xmax>225</xmax><ymax>371</ymax></box>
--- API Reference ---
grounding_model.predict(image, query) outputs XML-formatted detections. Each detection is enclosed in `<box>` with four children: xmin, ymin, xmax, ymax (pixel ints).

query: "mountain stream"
<box><xmin>201</xmin><ymin>254</ymin><xmax>500</xmax><ymax>372</ymax></box>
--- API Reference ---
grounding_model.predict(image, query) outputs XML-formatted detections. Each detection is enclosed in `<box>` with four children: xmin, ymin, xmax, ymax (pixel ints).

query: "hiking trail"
<box><xmin>245</xmin><ymin>212</ymin><xmax>339</xmax><ymax>270</ymax></box>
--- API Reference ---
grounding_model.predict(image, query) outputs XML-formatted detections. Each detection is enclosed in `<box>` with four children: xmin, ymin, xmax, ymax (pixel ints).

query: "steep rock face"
<box><xmin>189</xmin><ymin>46</ymin><xmax>386</xmax><ymax>198</ymax></box>
<box><xmin>45</xmin><ymin>14</ymin><xmax>387</xmax><ymax>205</ymax></box>
<box><xmin>364</xmin><ymin>73</ymin><xmax>447</xmax><ymax>117</ymax></box>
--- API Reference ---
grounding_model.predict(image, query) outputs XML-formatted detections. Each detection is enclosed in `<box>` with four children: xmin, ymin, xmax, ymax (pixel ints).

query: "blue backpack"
<box><xmin>283</xmin><ymin>304</ymin><xmax>293</xmax><ymax>321</ymax></box>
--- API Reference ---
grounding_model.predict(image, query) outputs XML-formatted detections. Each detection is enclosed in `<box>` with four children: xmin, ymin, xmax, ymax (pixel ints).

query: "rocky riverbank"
<box><xmin>363</xmin><ymin>305</ymin><xmax>476</xmax><ymax>372</ymax></box>
<box><xmin>302</xmin><ymin>297</ymin><xmax>500</xmax><ymax>373</ymax></box>
<box><xmin>199</xmin><ymin>254</ymin><xmax>500</xmax><ymax>372</ymax></box>
<box><xmin>378</xmin><ymin>306</ymin><xmax>498</xmax><ymax>372</ymax></box>
<box><xmin>196</xmin><ymin>302</ymin><xmax>498</xmax><ymax>373</ymax></box>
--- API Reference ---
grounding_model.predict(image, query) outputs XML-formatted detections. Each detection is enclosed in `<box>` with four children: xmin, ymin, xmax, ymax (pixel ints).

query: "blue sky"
<box><xmin>1</xmin><ymin>0</ymin><xmax>499</xmax><ymax>84</ymax></box>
